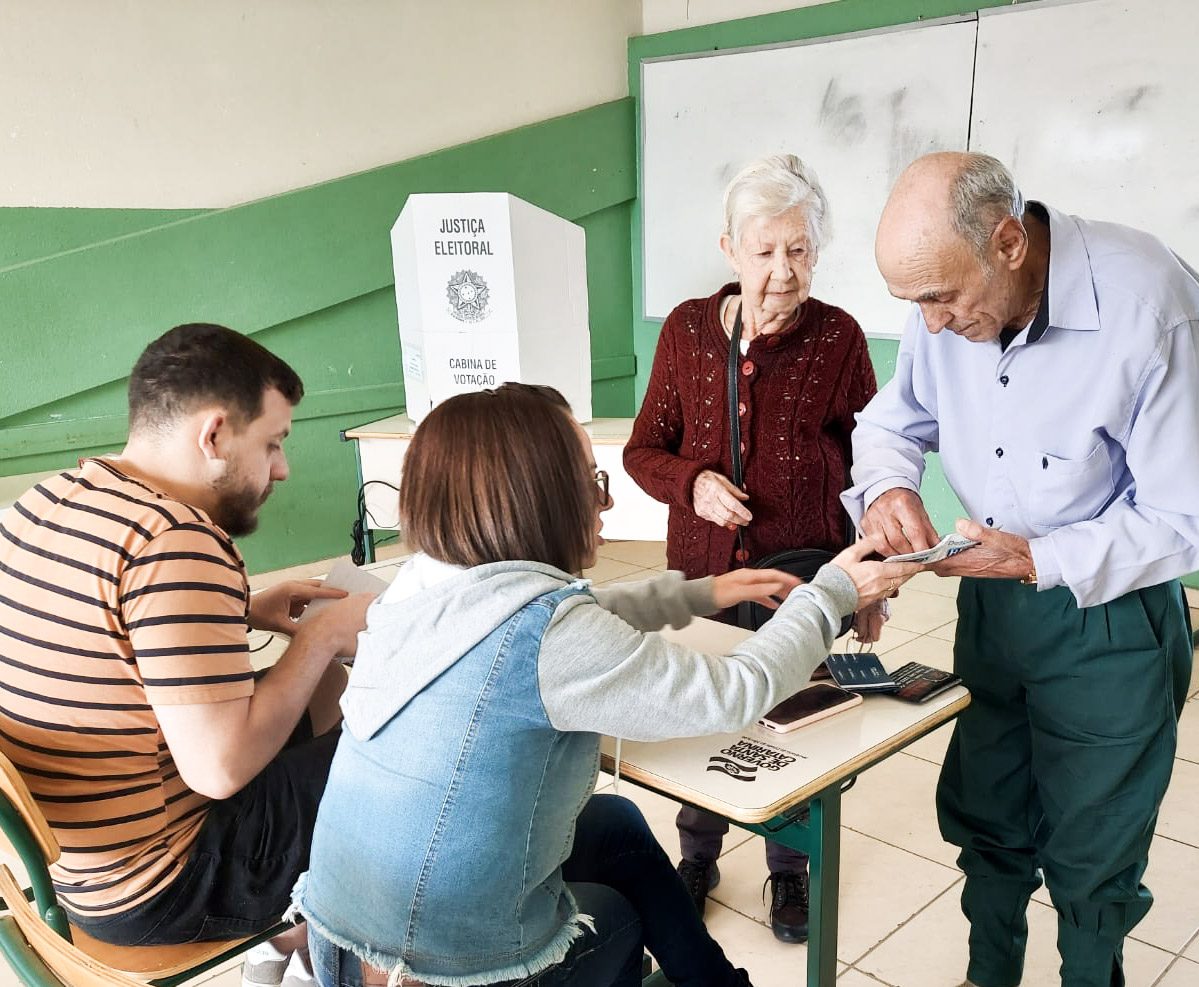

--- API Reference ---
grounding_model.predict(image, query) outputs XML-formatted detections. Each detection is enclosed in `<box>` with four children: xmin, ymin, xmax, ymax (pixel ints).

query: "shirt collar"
<box><xmin>1038</xmin><ymin>201</ymin><xmax>1102</xmax><ymax>333</ymax></box>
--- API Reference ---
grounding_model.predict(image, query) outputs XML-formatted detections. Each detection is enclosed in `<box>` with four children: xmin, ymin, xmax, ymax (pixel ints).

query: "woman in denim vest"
<box><xmin>291</xmin><ymin>384</ymin><xmax>918</xmax><ymax>987</ymax></box>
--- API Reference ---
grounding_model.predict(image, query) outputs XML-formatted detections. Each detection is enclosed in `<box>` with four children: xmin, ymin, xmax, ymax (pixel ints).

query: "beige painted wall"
<box><xmin>641</xmin><ymin>0</ymin><xmax>830</xmax><ymax>35</ymax></box>
<box><xmin>0</xmin><ymin>0</ymin><xmax>641</xmax><ymax>208</ymax></box>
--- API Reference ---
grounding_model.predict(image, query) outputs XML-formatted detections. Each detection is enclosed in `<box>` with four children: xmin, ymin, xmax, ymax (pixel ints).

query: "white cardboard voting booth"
<box><xmin>391</xmin><ymin>192</ymin><xmax>592</xmax><ymax>423</ymax></box>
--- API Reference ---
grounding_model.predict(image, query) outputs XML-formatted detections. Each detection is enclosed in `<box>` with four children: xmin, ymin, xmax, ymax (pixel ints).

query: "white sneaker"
<box><xmin>242</xmin><ymin>942</ymin><xmax>291</xmax><ymax>987</ymax></box>
<box><xmin>280</xmin><ymin>950</ymin><xmax>317</xmax><ymax>987</ymax></box>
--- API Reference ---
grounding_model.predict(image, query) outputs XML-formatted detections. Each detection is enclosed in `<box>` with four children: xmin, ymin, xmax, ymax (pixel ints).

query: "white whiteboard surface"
<box><xmin>641</xmin><ymin>20</ymin><xmax>977</xmax><ymax>336</ymax></box>
<box><xmin>971</xmin><ymin>0</ymin><xmax>1199</xmax><ymax>268</ymax></box>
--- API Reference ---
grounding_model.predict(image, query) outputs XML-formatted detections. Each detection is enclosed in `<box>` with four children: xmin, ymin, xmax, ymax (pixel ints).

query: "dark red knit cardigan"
<box><xmin>624</xmin><ymin>283</ymin><xmax>877</xmax><ymax>582</ymax></box>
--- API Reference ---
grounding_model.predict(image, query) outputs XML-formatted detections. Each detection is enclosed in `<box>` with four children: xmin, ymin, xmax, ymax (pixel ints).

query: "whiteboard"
<box><xmin>641</xmin><ymin>20</ymin><xmax>977</xmax><ymax>337</ymax></box>
<box><xmin>971</xmin><ymin>0</ymin><xmax>1199</xmax><ymax>268</ymax></box>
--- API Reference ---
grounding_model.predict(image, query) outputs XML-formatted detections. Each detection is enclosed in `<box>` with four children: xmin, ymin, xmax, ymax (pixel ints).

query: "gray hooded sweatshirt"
<box><xmin>342</xmin><ymin>553</ymin><xmax>859</xmax><ymax>742</ymax></box>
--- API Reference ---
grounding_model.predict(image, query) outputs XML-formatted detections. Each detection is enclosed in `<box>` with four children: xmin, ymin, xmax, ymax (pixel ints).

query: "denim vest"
<box><xmin>292</xmin><ymin>583</ymin><xmax>598</xmax><ymax>986</ymax></box>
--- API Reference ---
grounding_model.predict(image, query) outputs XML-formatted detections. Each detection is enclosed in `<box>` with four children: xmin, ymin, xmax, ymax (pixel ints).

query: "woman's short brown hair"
<box><xmin>399</xmin><ymin>384</ymin><xmax>595</xmax><ymax>573</ymax></box>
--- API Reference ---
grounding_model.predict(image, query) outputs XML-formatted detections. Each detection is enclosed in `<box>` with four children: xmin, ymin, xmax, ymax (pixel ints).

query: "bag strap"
<box><xmin>725</xmin><ymin>300</ymin><xmax>856</xmax><ymax>560</ymax></box>
<box><xmin>725</xmin><ymin>304</ymin><xmax>749</xmax><ymax>567</ymax></box>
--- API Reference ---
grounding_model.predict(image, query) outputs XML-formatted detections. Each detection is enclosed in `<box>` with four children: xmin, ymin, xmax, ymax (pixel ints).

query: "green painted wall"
<box><xmin>0</xmin><ymin>100</ymin><xmax>638</xmax><ymax>574</ymax></box>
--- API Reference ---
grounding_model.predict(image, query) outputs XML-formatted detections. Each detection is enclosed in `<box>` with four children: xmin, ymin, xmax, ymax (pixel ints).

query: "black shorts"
<box><xmin>70</xmin><ymin>717</ymin><xmax>340</xmax><ymax>946</ymax></box>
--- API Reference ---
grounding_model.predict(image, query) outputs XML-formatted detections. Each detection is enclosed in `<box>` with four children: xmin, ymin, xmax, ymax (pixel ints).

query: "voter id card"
<box><xmin>885</xmin><ymin>532</ymin><xmax>979</xmax><ymax>564</ymax></box>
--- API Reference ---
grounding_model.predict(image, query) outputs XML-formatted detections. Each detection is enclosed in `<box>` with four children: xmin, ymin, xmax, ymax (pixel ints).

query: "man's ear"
<box><xmin>992</xmin><ymin>216</ymin><xmax>1028</xmax><ymax>270</ymax></box>
<box><xmin>195</xmin><ymin>410</ymin><xmax>229</xmax><ymax>464</ymax></box>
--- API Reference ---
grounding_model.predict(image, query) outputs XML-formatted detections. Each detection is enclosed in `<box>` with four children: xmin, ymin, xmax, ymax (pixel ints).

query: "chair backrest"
<box><xmin>0</xmin><ymin>865</ymin><xmax>144</xmax><ymax>987</ymax></box>
<box><xmin>0</xmin><ymin>747</ymin><xmax>71</xmax><ymax>938</ymax></box>
<box><xmin>0</xmin><ymin>748</ymin><xmax>59</xmax><ymax>866</ymax></box>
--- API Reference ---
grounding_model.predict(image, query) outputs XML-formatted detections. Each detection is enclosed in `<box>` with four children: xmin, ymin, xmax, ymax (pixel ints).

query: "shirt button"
<box><xmin>735</xmin><ymin>549</ymin><xmax>750</xmax><ymax>562</ymax></box>
<box><xmin>741</xmin><ymin>361</ymin><xmax>755</xmax><ymax>377</ymax></box>
<box><xmin>740</xmin><ymin>441</ymin><xmax>747</xmax><ymax>454</ymax></box>
<box><xmin>738</xmin><ymin>402</ymin><xmax>747</xmax><ymax>417</ymax></box>
<box><xmin>985</xmin><ymin>517</ymin><xmax>994</xmax><ymax>526</ymax></box>
<box><xmin>999</xmin><ymin>375</ymin><xmax>1010</xmax><ymax>386</ymax></box>
<box><xmin>995</xmin><ymin>447</ymin><xmax>1004</xmax><ymax>458</ymax></box>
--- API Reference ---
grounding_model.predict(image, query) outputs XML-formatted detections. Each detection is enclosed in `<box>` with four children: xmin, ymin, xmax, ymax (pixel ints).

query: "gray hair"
<box><xmin>723</xmin><ymin>154</ymin><xmax>830</xmax><ymax>253</ymax></box>
<box><xmin>949</xmin><ymin>153</ymin><xmax>1026</xmax><ymax>261</ymax></box>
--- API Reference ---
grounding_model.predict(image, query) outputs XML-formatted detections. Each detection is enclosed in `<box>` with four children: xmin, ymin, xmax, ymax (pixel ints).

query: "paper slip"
<box><xmin>297</xmin><ymin>560</ymin><xmax>390</xmax><ymax>623</ymax></box>
<box><xmin>884</xmin><ymin>533</ymin><xmax>979</xmax><ymax>564</ymax></box>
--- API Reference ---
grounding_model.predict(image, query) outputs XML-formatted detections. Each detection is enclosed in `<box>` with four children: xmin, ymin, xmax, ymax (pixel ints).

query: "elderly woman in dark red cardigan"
<box><xmin>624</xmin><ymin>153</ymin><xmax>879</xmax><ymax>947</ymax></box>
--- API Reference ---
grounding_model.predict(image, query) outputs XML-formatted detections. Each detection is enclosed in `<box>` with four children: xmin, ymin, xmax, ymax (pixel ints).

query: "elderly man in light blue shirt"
<box><xmin>842</xmin><ymin>151</ymin><xmax>1197</xmax><ymax>987</ymax></box>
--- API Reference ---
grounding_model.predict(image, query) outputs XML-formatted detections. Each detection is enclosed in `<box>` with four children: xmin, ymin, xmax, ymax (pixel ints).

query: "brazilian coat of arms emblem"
<box><xmin>446</xmin><ymin>270</ymin><xmax>490</xmax><ymax>323</ymax></box>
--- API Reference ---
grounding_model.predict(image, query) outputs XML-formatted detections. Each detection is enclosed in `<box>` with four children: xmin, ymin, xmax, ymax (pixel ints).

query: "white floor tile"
<box><xmin>840</xmin><ymin>752</ymin><xmax>959</xmax><ymax>868</ymax></box>
<box><xmin>902</xmin><ymin>719</ymin><xmax>955</xmax><ymax>766</ymax></box>
<box><xmin>1157</xmin><ymin>957</ymin><xmax>1199</xmax><ymax>986</ymax></box>
<box><xmin>885</xmin><ymin>590</ymin><xmax>961</xmax><ymax>635</ymax></box>
<box><xmin>859</xmin><ymin>889</ymin><xmax>1173</xmax><ymax>987</ymax></box>
<box><xmin>837</xmin><ymin>969</ymin><xmax>893</xmax><ymax>985</ymax></box>
<box><xmin>704</xmin><ymin>900</ymin><xmax>808</xmax><ymax>987</ymax></box>
<box><xmin>1178</xmin><ymin>699</ymin><xmax>1199</xmax><ymax>765</ymax></box>
<box><xmin>1129</xmin><ymin>834</ymin><xmax>1199</xmax><ymax>954</ymax></box>
<box><xmin>597</xmin><ymin>540</ymin><xmax>669</xmax><ymax>569</ymax></box>
<box><xmin>593</xmin><ymin>568</ymin><xmax>661</xmax><ymax>587</ymax></box>
<box><xmin>1159</xmin><ymin>758</ymin><xmax>1199</xmax><ymax>849</ymax></box>
<box><xmin>710</xmin><ymin>828</ymin><xmax>959</xmax><ymax>965</ymax></box>
<box><xmin>905</xmin><ymin>571</ymin><xmax>961</xmax><ymax>600</ymax></box>
<box><xmin>830</xmin><ymin>624</ymin><xmax>920</xmax><ymax>658</ymax></box>
<box><xmin>581</xmin><ymin>556</ymin><xmax>646</xmax><ymax>583</ymax></box>
<box><xmin>875</xmin><ymin>635</ymin><xmax>958</xmax><ymax>675</ymax></box>
<box><xmin>927</xmin><ymin>620</ymin><xmax>959</xmax><ymax>644</ymax></box>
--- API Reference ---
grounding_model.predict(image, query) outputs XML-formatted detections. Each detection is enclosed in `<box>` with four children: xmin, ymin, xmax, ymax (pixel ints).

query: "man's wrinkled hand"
<box><xmin>930</xmin><ymin>519</ymin><xmax>1034</xmax><ymax>581</ymax></box>
<box><xmin>861</xmin><ymin>488</ymin><xmax>939</xmax><ymax>557</ymax></box>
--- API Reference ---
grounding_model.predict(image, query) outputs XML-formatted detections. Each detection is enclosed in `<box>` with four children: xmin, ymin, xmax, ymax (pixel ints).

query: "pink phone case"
<box><xmin>758</xmin><ymin>686</ymin><xmax>863</xmax><ymax>734</ymax></box>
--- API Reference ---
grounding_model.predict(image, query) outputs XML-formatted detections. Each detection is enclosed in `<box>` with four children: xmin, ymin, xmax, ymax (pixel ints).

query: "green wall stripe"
<box><xmin>0</xmin><ymin>99</ymin><xmax>636</xmax><ymax>421</ymax></box>
<box><xmin>0</xmin><ymin>208</ymin><xmax>206</xmax><ymax>271</ymax></box>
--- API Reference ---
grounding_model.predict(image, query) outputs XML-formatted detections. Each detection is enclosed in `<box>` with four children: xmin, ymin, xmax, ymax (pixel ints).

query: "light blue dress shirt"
<box><xmin>842</xmin><ymin>203</ymin><xmax>1199</xmax><ymax>608</ymax></box>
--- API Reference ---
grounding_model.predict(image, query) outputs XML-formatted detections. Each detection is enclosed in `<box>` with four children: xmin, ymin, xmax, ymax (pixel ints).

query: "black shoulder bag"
<box><xmin>726</xmin><ymin>304</ymin><xmax>855</xmax><ymax>635</ymax></box>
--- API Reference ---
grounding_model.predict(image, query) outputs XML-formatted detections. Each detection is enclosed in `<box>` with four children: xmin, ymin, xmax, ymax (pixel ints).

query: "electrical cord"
<box><xmin>351</xmin><ymin>480</ymin><xmax>401</xmax><ymax>565</ymax></box>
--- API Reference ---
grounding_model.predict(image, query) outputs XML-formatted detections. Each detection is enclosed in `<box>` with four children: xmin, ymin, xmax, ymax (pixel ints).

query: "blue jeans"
<box><xmin>309</xmin><ymin>794</ymin><xmax>739</xmax><ymax>987</ymax></box>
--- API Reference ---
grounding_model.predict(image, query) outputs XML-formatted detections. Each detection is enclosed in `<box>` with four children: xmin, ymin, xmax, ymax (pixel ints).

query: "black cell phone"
<box><xmin>758</xmin><ymin>683</ymin><xmax>862</xmax><ymax>733</ymax></box>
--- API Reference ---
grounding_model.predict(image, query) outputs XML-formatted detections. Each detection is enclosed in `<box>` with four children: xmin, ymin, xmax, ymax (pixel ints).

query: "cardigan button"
<box><xmin>738</xmin><ymin>402</ymin><xmax>746</xmax><ymax>417</ymax></box>
<box><xmin>735</xmin><ymin>549</ymin><xmax>750</xmax><ymax>562</ymax></box>
<box><xmin>741</xmin><ymin>361</ymin><xmax>755</xmax><ymax>376</ymax></box>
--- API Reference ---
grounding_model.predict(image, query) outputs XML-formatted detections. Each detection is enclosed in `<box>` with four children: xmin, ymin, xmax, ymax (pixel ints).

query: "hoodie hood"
<box><xmin>341</xmin><ymin>555</ymin><xmax>587</xmax><ymax>740</ymax></box>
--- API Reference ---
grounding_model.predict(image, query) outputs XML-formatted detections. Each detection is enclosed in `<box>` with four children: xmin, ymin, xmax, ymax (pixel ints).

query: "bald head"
<box><xmin>876</xmin><ymin>152</ymin><xmax>965</xmax><ymax>261</ymax></box>
<box><xmin>874</xmin><ymin>152</ymin><xmax>1041</xmax><ymax>343</ymax></box>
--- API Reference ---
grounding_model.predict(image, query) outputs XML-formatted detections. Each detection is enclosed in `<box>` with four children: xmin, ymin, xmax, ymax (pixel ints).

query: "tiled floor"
<box><xmin>4</xmin><ymin>546</ymin><xmax>1197</xmax><ymax>987</ymax></box>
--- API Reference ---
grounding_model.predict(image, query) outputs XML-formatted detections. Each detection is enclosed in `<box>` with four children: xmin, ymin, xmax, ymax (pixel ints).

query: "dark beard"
<box><xmin>210</xmin><ymin>480</ymin><xmax>267</xmax><ymax>538</ymax></box>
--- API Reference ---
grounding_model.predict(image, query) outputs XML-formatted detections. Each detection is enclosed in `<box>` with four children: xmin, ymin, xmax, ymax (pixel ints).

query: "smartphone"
<box><xmin>758</xmin><ymin>683</ymin><xmax>863</xmax><ymax>734</ymax></box>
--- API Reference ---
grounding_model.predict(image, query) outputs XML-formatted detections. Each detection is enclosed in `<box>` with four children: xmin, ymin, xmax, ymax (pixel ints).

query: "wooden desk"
<box><xmin>601</xmin><ymin>619</ymin><xmax>970</xmax><ymax>987</ymax></box>
<box><xmin>341</xmin><ymin>414</ymin><xmax>668</xmax><ymax>560</ymax></box>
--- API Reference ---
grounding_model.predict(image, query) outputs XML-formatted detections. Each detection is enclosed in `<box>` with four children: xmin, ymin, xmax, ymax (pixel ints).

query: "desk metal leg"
<box><xmin>806</xmin><ymin>785</ymin><xmax>841</xmax><ymax>987</ymax></box>
<box><xmin>742</xmin><ymin>781</ymin><xmax>842</xmax><ymax>987</ymax></box>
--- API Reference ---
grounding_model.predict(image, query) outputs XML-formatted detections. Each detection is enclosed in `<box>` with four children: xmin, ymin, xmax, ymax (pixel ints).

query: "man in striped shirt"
<box><xmin>0</xmin><ymin>324</ymin><xmax>373</xmax><ymax>947</ymax></box>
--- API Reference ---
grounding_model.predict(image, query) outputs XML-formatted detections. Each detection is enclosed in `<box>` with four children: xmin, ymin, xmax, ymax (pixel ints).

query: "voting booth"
<box><xmin>391</xmin><ymin>192</ymin><xmax>592</xmax><ymax>424</ymax></box>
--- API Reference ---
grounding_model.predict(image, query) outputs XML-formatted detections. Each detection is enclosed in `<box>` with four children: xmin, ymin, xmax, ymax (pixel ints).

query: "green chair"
<box><xmin>0</xmin><ymin>748</ymin><xmax>282</xmax><ymax>986</ymax></box>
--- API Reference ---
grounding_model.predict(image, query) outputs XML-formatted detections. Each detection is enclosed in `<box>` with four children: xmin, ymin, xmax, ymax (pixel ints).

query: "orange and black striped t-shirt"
<box><xmin>0</xmin><ymin>458</ymin><xmax>255</xmax><ymax>917</ymax></box>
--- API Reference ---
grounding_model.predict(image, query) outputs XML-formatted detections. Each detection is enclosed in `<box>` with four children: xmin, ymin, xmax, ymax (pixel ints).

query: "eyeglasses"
<box><xmin>594</xmin><ymin>469</ymin><xmax>610</xmax><ymax>504</ymax></box>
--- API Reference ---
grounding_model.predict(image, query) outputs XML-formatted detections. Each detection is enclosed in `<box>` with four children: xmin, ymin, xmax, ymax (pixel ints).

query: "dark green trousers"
<box><xmin>937</xmin><ymin>577</ymin><xmax>1191</xmax><ymax>987</ymax></box>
